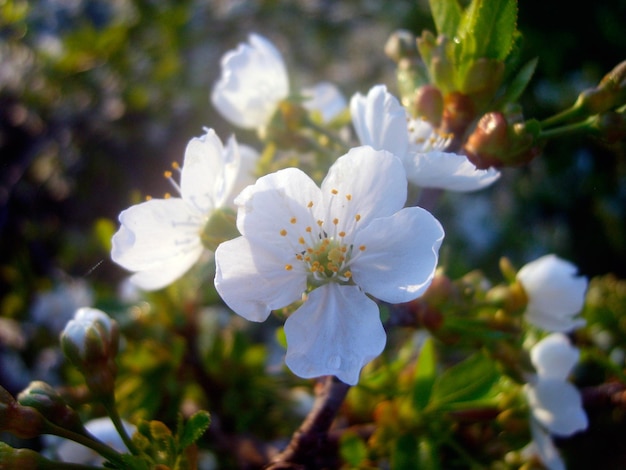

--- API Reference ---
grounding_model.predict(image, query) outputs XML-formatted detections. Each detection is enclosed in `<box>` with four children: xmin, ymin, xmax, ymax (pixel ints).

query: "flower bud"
<box><xmin>411</xmin><ymin>85</ymin><xmax>444</xmax><ymax>127</ymax></box>
<box><xmin>0</xmin><ymin>442</ymin><xmax>46</xmax><ymax>469</ymax></box>
<box><xmin>384</xmin><ymin>29</ymin><xmax>417</xmax><ymax>62</ymax></box>
<box><xmin>464</xmin><ymin>112</ymin><xmax>542</xmax><ymax>168</ymax></box>
<box><xmin>0</xmin><ymin>386</ymin><xmax>46</xmax><ymax>439</ymax></box>
<box><xmin>60</xmin><ymin>308</ymin><xmax>119</xmax><ymax>399</ymax></box>
<box><xmin>17</xmin><ymin>381</ymin><xmax>86</xmax><ymax>435</ymax></box>
<box><xmin>574</xmin><ymin>60</ymin><xmax>626</xmax><ymax>116</ymax></box>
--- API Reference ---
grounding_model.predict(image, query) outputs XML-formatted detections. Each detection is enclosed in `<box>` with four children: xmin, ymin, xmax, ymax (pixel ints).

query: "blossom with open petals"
<box><xmin>111</xmin><ymin>129</ymin><xmax>258</xmax><ymax>290</ymax></box>
<box><xmin>517</xmin><ymin>254</ymin><xmax>588</xmax><ymax>332</ymax></box>
<box><xmin>350</xmin><ymin>84</ymin><xmax>500</xmax><ymax>191</ymax></box>
<box><xmin>523</xmin><ymin>333</ymin><xmax>588</xmax><ymax>469</ymax></box>
<box><xmin>211</xmin><ymin>33</ymin><xmax>289</xmax><ymax>130</ymax></box>
<box><xmin>214</xmin><ymin>146</ymin><xmax>444</xmax><ymax>385</ymax></box>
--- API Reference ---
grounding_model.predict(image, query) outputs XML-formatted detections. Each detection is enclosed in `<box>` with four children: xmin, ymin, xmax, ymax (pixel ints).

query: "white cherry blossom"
<box><xmin>214</xmin><ymin>146</ymin><xmax>444</xmax><ymax>385</ymax></box>
<box><xmin>523</xmin><ymin>333</ymin><xmax>588</xmax><ymax>470</ymax></box>
<box><xmin>211</xmin><ymin>33</ymin><xmax>289</xmax><ymax>130</ymax></box>
<box><xmin>350</xmin><ymin>84</ymin><xmax>500</xmax><ymax>192</ymax></box>
<box><xmin>111</xmin><ymin>128</ymin><xmax>258</xmax><ymax>290</ymax></box>
<box><xmin>517</xmin><ymin>254</ymin><xmax>588</xmax><ymax>332</ymax></box>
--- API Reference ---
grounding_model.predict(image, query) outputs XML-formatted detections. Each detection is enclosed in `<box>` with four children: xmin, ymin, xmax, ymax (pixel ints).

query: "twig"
<box><xmin>265</xmin><ymin>376</ymin><xmax>351</xmax><ymax>469</ymax></box>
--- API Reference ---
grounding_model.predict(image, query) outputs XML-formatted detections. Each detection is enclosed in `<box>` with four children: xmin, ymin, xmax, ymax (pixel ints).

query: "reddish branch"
<box><xmin>265</xmin><ymin>376</ymin><xmax>351</xmax><ymax>470</ymax></box>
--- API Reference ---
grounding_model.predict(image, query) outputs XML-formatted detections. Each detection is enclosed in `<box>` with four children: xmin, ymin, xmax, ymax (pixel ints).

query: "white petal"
<box><xmin>517</xmin><ymin>254</ymin><xmax>588</xmax><ymax>332</ymax></box>
<box><xmin>530</xmin><ymin>333</ymin><xmax>580</xmax><ymax>379</ymax></box>
<box><xmin>180</xmin><ymin>129</ymin><xmax>225</xmax><ymax>213</ymax></box>
<box><xmin>525</xmin><ymin>379</ymin><xmax>588</xmax><ymax>436</ymax></box>
<box><xmin>225</xmin><ymin>138</ymin><xmax>259</xmax><ymax>207</ymax></box>
<box><xmin>528</xmin><ymin>419</ymin><xmax>566</xmax><ymax>470</ymax></box>
<box><xmin>235</xmin><ymin>167</ymin><xmax>321</xmax><ymax>245</ymax></box>
<box><xmin>302</xmin><ymin>81</ymin><xmax>347</xmax><ymax>123</ymax></box>
<box><xmin>405</xmin><ymin>151</ymin><xmax>501</xmax><ymax>191</ymax></box>
<box><xmin>211</xmin><ymin>33</ymin><xmax>289</xmax><ymax>129</ymax></box>
<box><xmin>214</xmin><ymin>236</ymin><xmax>306</xmax><ymax>322</ymax></box>
<box><xmin>351</xmin><ymin>207</ymin><xmax>444</xmax><ymax>303</ymax></box>
<box><xmin>321</xmin><ymin>146</ymin><xmax>407</xmax><ymax>231</ymax></box>
<box><xmin>349</xmin><ymin>84</ymin><xmax>410</xmax><ymax>159</ymax></box>
<box><xmin>111</xmin><ymin>199</ymin><xmax>203</xmax><ymax>290</ymax></box>
<box><xmin>284</xmin><ymin>284</ymin><xmax>386</xmax><ymax>385</ymax></box>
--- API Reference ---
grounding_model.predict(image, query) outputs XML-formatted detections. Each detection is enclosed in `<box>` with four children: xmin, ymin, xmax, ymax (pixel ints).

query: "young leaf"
<box><xmin>429</xmin><ymin>353</ymin><xmax>499</xmax><ymax>408</ymax></box>
<box><xmin>457</xmin><ymin>0</ymin><xmax>518</xmax><ymax>62</ymax></box>
<box><xmin>429</xmin><ymin>0</ymin><xmax>463</xmax><ymax>38</ymax></box>
<box><xmin>498</xmin><ymin>57</ymin><xmax>538</xmax><ymax>106</ymax></box>
<box><xmin>178</xmin><ymin>411</ymin><xmax>211</xmax><ymax>449</ymax></box>
<box><xmin>412</xmin><ymin>336</ymin><xmax>437</xmax><ymax>411</ymax></box>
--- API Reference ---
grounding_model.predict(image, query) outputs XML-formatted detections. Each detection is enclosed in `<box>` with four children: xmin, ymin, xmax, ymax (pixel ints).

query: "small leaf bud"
<box><xmin>574</xmin><ymin>60</ymin><xmax>626</xmax><ymax>116</ymax></box>
<box><xmin>384</xmin><ymin>29</ymin><xmax>417</xmax><ymax>62</ymax></box>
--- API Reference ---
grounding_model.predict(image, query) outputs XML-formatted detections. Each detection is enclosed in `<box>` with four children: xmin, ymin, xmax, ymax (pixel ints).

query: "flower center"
<box><xmin>280</xmin><ymin>189</ymin><xmax>366</xmax><ymax>287</ymax></box>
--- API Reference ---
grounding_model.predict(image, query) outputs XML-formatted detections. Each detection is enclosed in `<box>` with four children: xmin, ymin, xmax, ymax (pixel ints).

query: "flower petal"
<box><xmin>530</xmin><ymin>333</ymin><xmax>580</xmax><ymax>380</ymax></box>
<box><xmin>235</xmin><ymin>167</ymin><xmax>321</xmax><ymax>245</ymax></box>
<box><xmin>214</xmin><ymin>236</ymin><xmax>306</xmax><ymax>322</ymax></box>
<box><xmin>351</xmin><ymin>206</ymin><xmax>444</xmax><ymax>303</ymax></box>
<box><xmin>405</xmin><ymin>151</ymin><xmax>501</xmax><ymax>191</ymax></box>
<box><xmin>349</xmin><ymin>84</ymin><xmax>410</xmax><ymax>159</ymax></box>
<box><xmin>321</xmin><ymin>146</ymin><xmax>407</xmax><ymax>230</ymax></box>
<box><xmin>111</xmin><ymin>199</ymin><xmax>203</xmax><ymax>290</ymax></box>
<box><xmin>528</xmin><ymin>418</ymin><xmax>566</xmax><ymax>470</ymax></box>
<box><xmin>517</xmin><ymin>254</ymin><xmax>588</xmax><ymax>332</ymax></box>
<box><xmin>211</xmin><ymin>33</ymin><xmax>289</xmax><ymax>129</ymax></box>
<box><xmin>284</xmin><ymin>284</ymin><xmax>386</xmax><ymax>385</ymax></box>
<box><xmin>525</xmin><ymin>379</ymin><xmax>588</xmax><ymax>436</ymax></box>
<box><xmin>302</xmin><ymin>81</ymin><xmax>347</xmax><ymax>123</ymax></box>
<box><xmin>180</xmin><ymin>129</ymin><xmax>226</xmax><ymax>213</ymax></box>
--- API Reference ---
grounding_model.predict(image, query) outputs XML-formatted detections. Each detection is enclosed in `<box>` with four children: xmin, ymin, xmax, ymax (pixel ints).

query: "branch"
<box><xmin>266</xmin><ymin>376</ymin><xmax>351</xmax><ymax>469</ymax></box>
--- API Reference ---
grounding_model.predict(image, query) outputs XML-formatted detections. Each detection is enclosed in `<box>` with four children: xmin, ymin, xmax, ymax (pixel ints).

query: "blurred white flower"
<box><xmin>517</xmin><ymin>254</ymin><xmax>588</xmax><ymax>332</ymax></box>
<box><xmin>301</xmin><ymin>81</ymin><xmax>347</xmax><ymax>123</ymax></box>
<box><xmin>350</xmin><ymin>84</ymin><xmax>500</xmax><ymax>192</ymax></box>
<box><xmin>215</xmin><ymin>146</ymin><xmax>444</xmax><ymax>385</ymax></box>
<box><xmin>211</xmin><ymin>33</ymin><xmax>289</xmax><ymax>130</ymax></box>
<box><xmin>111</xmin><ymin>128</ymin><xmax>258</xmax><ymax>290</ymax></box>
<box><xmin>523</xmin><ymin>333</ymin><xmax>588</xmax><ymax>469</ymax></box>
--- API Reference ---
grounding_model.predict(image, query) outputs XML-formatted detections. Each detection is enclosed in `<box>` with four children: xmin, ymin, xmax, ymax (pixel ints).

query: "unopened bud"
<box><xmin>384</xmin><ymin>29</ymin><xmax>417</xmax><ymax>62</ymax></box>
<box><xmin>411</xmin><ymin>85</ymin><xmax>444</xmax><ymax>126</ymax></box>
<box><xmin>201</xmin><ymin>207</ymin><xmax>238</xmax><ymax>251</ymax></box>
<box><xmin>464</xmin><ymin>112</ymin><xmax>541</xmax><ymax>168</ymax></box>
<box><xmin>60</xmin><ymin>308</ymin><xmax>119</xmax><ymax>399</ymax></box>
<box><xmin>0</xmin><ymin>442</ymin><xmax>46</xmax><ymax>469</ymax></box>
<box><xmin>17</xmin><ymin>382</ymin><xmax>86</xmax><ymax>435</ymax></box>
<box><xmin>574</xmin><ymin>60</ymin><xmax>626</xmax><ymax>116</ymax></box>
<box><xmin>0</xmin><ymin>386</ymin><xmax>46</xmax><ymax>439</ymax></box>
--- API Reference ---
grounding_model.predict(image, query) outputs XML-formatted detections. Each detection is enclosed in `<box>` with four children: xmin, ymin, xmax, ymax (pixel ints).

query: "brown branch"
<box><xmin>265</xmin><ymin>376</ymin><xmax>351</xmax><ymax>470</ymax></box>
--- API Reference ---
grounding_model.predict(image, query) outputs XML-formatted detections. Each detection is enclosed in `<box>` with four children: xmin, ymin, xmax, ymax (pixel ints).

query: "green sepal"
<box><xmin>428</xmin><ymin>0</ymin><xmax>463</xmax><ymax>39</ymax></box>
<box><xmin>178</xmin><ymin>410</ymin><xmax>211</xmax><ymax>449</ymax></box>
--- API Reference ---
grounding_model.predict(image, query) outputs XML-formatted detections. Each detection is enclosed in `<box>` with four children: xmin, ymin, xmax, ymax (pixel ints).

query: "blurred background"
<box><xmin>1</xmin><ymin>0</ymin><xmax>625</xmax><ymax>391</ymax></box>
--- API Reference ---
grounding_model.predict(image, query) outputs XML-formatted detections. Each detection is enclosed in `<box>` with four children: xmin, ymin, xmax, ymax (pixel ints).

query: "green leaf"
<box><xmin>178</xmin><ymin>411</ymin><xmax>211</xmax><ymax>449</ymax></box>
<box><xmin>498</xmin><ymin>57</ymin><xmax>538</xmax><ymax>106</ymax></box>
<box><xmin>429</xmin><ymin>0</ymin><xmax>463</xmax><ymax>38</ymax></box>
<box><xmin>339</xmin><ymin>431</ymin><xmax>368</xmax><ymax>466</ymax></box>
<box><xmin>412</xmin><ymin>336</ymin><xmax>437</xmax><ymax>411</ymax></box>
<box><xmin>457</xmin><ymin>0</ymin><xmax>518</xmax><ymax>62</ymax></box>
<box><xmin>429</xmin><ymin>353</ymin><xmax>499</xmax><ymax>409</ymax></box>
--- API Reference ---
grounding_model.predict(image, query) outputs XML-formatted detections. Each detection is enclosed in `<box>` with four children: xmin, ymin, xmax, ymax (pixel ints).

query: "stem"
<box><xmin>103</xmin><ymin>400</ymin><xmax>140</xmax><ymax>456</ymax></box>
<box><xmin>266</xmin><ymin>376</ymin><xmax>351</xmax><ymax>469</ymax></box>
<box><xmin>538</xmin><ymin>116</ymin><xmax>597</xmax><ymax>140</ymax></box>
<box><xmin>43</xmin><ymin>421</ymin><xmax>125</xmax><ymax>467</ymax></box>
<box><xmin>539</xmin><ymin>103</ymin><xmax>587</xmax><ymax>129</ymax></box>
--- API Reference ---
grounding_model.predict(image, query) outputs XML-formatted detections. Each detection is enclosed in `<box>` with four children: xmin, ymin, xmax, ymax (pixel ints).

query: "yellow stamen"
<box><xmin>298</xmin><ymin>237</ymin><xmax>305</xmax><ymax>244</ymax></box>
<box><xmin>290</xmin><ymin>217</ymin><xmax>297</xmax><ymax>224</ymax></box>
<box><xmin>331</xmin><ymin>188</ymin><xmax>338</xmax><ymax>195</ymax></box>
<box><xmin>307</xmin><ymin>201</ymin><xmax>314</xmax><ymax>208</ymax></box>
<box><xmin>164</xmin><ymin>193</ymin><xmax>171</xmax><ymax>199</ymax></box>
<box><xmin>280</xmin><ymin>229</ymin><xmax>287</xmax><ymax>236</ymax></box>
<box><xmin>171</xmin><ymin>162</ymin><xmax>180</xmax><ymax>170</ymax></box>
<box><xmin>338</xmin><ymin>231</ymin><xmax>346</xmax><ymax>237</ymax></box>
<box><xmin>285</xmin><ymin>264</ymin><xmax>293</xmax><ymax>271</ymax></box>
<box><xmin>355</xmin><ymin>214</ymin><xmax>361</xmax><ymax>222</ymax></box>
<box><xmin>333</xmin><ymin>218</ymin><xmax>339</xmax><ymax>225</ymax></box>
<box><xmin>164</xmin><ymin>170</ymin><xmax>173</xmax><ymax>178</ymax></box>
<box><xmin>305</xmin><ymin>226</ymin><xmax>312</xmax><ymax>233</ymax></box>
<box><xmin>359</xmin><ymin>245</ymin><xmax>366</xmax><ymax>251</ymax></box>
<box><xmin>346</xmin><ymin>194</ymin><xmax>352</xmax><ymax>201</ymax></box>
